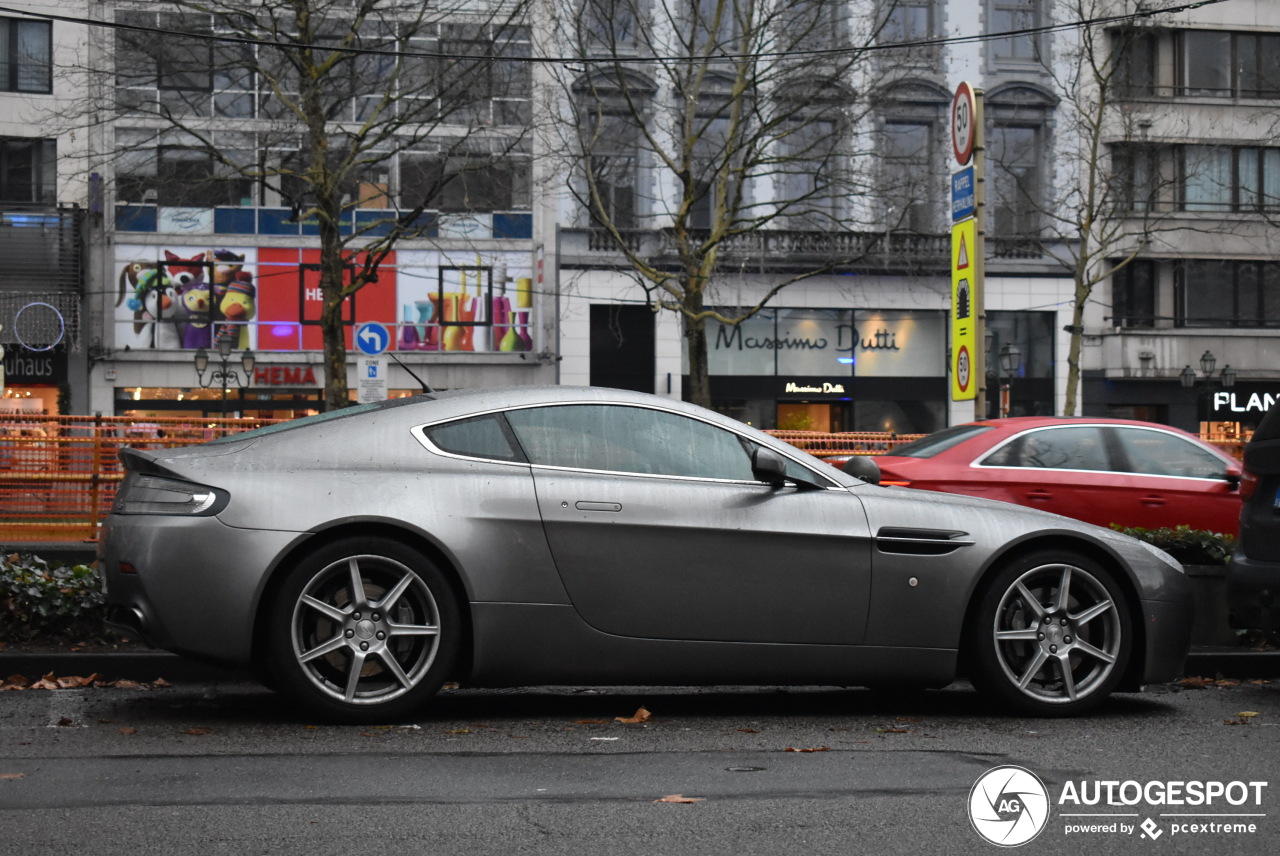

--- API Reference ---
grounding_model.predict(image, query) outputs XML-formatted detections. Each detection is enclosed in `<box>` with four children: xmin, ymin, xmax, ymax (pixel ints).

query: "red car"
<box><xmin>872</xmin><ymin>417</ymin><xmax>1243</xmax><ymax>535</ymax></box>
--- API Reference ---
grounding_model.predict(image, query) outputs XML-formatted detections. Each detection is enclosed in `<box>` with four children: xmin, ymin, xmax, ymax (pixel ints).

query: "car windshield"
<box><xmin>888</xmin><ymin>424</ymin><xmax>993</xmax><ymax>458</ymax></box>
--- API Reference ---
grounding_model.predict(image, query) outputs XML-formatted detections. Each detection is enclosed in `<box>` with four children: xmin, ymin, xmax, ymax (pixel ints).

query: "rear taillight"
<box><xmin>112</xmin><ymin>474</ymin><xmax>225</xmax><ymax>516</ymax></box>
<box><xmin>1240</xmin><ymin>469</ymin><xmax>1258</xmax><ymax>502</ymax></box>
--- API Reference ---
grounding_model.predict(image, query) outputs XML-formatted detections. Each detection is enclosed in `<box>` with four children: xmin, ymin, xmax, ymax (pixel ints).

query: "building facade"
<box><xmin>3</xmin><ymin>0</ymin><xmax>1278</xmax><ymax>435</ymax></box>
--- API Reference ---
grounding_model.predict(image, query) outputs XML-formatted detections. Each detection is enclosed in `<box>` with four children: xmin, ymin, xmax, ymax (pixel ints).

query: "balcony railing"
<box><xmin>574</xmin><ymin>228</ymin><xmax>1044</xmax><ymax>267</ymax></box>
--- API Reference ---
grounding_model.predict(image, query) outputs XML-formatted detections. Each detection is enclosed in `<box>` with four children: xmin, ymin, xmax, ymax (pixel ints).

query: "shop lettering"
<box><xmin>3</xmin><ymin>354</ymin><xmax>54</xmax><ymax>378</ymax></box>
<box><xmin>784</xmin><ymin>382</ymin><xmax>846</xmax><ymax>394</ymax></box>
<box><xmin>1213</xmin><ymin>391</ymin><xmax>1278</xmax><ymax>413</ymax></box>
<box><xmin>254</xmin><ymin>366</ymin><xmax>317</xmax><ymax>386</ymax></box>
<box><xmin>715</xmin><ymin>325</ymin><xmax>900</xmax><ymax>353</ymax></box>
<box><xmin>304</xmin><ymin>287</ymin><xmax>323</xmax><ymax>301</ymax></box>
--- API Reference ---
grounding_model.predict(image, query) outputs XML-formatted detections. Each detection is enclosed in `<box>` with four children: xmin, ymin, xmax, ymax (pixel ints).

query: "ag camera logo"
<box><xmin>969</xmin><ymin>765</ymin><xmax>1051</xmax><ymax>847</ymax></box>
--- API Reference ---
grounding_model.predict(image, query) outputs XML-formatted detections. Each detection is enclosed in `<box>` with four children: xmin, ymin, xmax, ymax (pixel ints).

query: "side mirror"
<box><xmin>1224</xmin><ymin>472</ymin><xmax>1241</xmax><ymax>490</ymax></box>
<box><xmin>842</xmin><ymin>455</ymin><xmax>881</xmax><ymax>485</ymax></box>
<box><xmin>752</xmin><ymin>447</ymin><xmax>789</xmax><ymax>487</ymax></box>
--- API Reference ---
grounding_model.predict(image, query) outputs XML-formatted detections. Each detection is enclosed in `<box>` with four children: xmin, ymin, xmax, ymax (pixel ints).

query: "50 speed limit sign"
<box><xmin>952</xmin><ymin>82</ymin><xmax>976</xmax><ymax>166</ymax></box>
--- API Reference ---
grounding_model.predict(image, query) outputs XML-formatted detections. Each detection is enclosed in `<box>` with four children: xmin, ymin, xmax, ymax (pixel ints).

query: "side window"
<box><xmin>982</xmin><ymin>427</ymin><xmax>1110</xmax><ymax>471</ymax></box>
<box><xmin>1113</xmin><ymin>428</ymin><xmax>1226</xmax><ymax>479</ymax></box>
<box><xmin>423</xmin><ymin>415</ymin><xmax>522</xmax><ymax>462</ymax></box>
<box><xmin>505</xmin><ymin>404</ymin><xmax>757</xmax><ymax>480</ymax></box>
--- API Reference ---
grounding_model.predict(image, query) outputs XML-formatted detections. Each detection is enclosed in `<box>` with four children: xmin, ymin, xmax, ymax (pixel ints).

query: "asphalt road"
<box><xmin>1</xmin><ymin>679</ymin><xmax>1277</xmax><ymax>855</ymax></box>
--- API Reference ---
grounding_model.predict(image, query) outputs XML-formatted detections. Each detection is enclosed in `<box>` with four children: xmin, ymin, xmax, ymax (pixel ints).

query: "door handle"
<box><xmin>575</xmin><ymin>501</ymin><xmax>622</xmax><ymax>513</ymax></box>
<box><xmin>1140</xmin><ymin>495</ymin><xmax>1165</xmax><ymax>507</ymax></box>
<box><xmin>1026</xmin><ymin>489</ymin><xmax>1052</xmax><ymax>502</ymax></box>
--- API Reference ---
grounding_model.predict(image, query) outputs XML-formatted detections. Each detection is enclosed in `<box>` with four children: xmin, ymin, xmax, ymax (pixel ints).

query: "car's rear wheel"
<box><xmin>265</xmin><ymin>538</ymin><xmax>460</xmax><ymax>723</ymax></box>
<box><xmin>967</xmin><ymin>551</ymin><xmax>1131</xmax><ymax>716</ymax></box>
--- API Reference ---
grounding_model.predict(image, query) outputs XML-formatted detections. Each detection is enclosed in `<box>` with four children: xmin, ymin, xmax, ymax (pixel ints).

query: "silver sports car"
<box><xmin>99</xmin><ymin>386</ymin><xmax>1192</xmax><ymax>722</ymax></box>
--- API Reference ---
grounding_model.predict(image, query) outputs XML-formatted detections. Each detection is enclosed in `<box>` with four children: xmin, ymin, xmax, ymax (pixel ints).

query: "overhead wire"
<box><xmin>0</xmin><ymin>0</ymin><xmax>1237</xmax><ymax>66</ymax></box>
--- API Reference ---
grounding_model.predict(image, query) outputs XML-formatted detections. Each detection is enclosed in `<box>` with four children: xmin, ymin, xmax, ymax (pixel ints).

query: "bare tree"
<box><xmin>1006</xmin><ymin>0</ymin><xmax>1204</xmax><ymax>415</ymax></box>
<box><xmin>74</xmin><ymin>0</ymin><xmax>531</xmax><ymax>409</ymax></box>
<box><xmin>548</xmin><ymin>0</ymin><xmax>891</xmax><ymax>408</ymax></box>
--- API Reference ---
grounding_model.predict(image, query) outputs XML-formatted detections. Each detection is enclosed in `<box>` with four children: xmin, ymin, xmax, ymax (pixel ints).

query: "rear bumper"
<box><xmin>1226</xmin><ymin>553</ymin><xmax>1280</xmax><ymax>632</ymax></box>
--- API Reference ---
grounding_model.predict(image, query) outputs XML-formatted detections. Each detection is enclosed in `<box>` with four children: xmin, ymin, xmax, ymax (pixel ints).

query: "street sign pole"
<box><xmin>949</xmin><ymin>82</ymin><xmax>986</xmax><ymax>420</ymax></box>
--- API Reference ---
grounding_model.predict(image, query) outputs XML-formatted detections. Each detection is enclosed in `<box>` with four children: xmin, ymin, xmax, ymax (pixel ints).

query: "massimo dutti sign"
<box><xmin>705</xmin><ymin>309</ymin><xmax>945</xmax><ymax>378</ymax></box>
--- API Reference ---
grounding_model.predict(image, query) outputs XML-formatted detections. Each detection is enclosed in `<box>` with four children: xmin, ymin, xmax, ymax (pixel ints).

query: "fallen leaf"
<box><xmin>0</xmin><ymin>773</ymin><xmax>23</xmax><ymax>780</ymax></box>
<box><xmin>1237</xmin><ymin>711</ymin><xmax>1260</xmax><ymax>718</ymax></box>
<box><xmin>875</xmin><ymin>727</ymin><xmax>912</xmax><ymax>734</ymax></box>
<box><xmin>117</xmin><ymin>727</ymin><xmax>137</xmax><ymax>736</ymax></box>
<box><xmin>1178</xmin><ymin>676</ymin><xmax>1215</xmax><ymax>688</ymax></box>
<box><xmin>1248</xmin><ymin>680</ymin><xmax>1269</xmax><ymax>685</ymax></box>
<box><xmin>181</xmin><ymin>727</ymin><xmax>213</xmax><ymax>736</ymax></box>
<box><xmin>442</xmin><ymin>682</ymin><xmax>460</xmax><ymax>690</ymax></box>
<box><xmin>1216</xmin><ymin>679</ymin><xmax>1240</xmax><ymax>687</ymax></box>
<box><xmin>785</xmin><ymin>746</ymin><xmax>830</xmax><ymax>752</ymax></box>
<box><xmin>615</xmin><ymin>707</ymin><xmax>652</xmax><ymax>724</ymax></box>
<box><xmin>55</xmin><ymin>717</ymin><xmax>74</xmax><ymax>727</ymax></box>
<box><xmin>110</xmin><ymin>680</ymin><xmax>145</xmax><ymax>689</ymax></box>
<box><xmin>737</xmin><ymin>728</ymin><xmax>759</xmax><ymax>733</ymax></box>
<box><xmin>575</xmin><ymin>719</ymin><xmax>608</xmax><ymax>725</ymax></box>
<box><xmin>152</xmin><ymin>678</ymin><xmax>171</xmax><ymax>687</ymax></box>
<box><xmin>446</xmin><ymin>728</ymin><xmax>472</xmax><ymax>735</ymax></box>
<box><xmin>654</xmin><ymin>794</ymin><xmax>704</xmax><ymax>803</ymax></box>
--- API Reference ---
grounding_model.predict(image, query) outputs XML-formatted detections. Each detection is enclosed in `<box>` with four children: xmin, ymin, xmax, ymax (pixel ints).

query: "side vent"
<box><xmin>875</xmin><ymin>527</ymin><xmax>975</xmax><ymax>556</ymax></box>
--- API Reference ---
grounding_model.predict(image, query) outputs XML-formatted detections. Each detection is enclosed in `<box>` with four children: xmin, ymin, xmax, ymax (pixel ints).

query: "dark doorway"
<box><xmin>590</xmin><ymin>304</ymin><xmax>655</xmax><ymax>393</ymax></box>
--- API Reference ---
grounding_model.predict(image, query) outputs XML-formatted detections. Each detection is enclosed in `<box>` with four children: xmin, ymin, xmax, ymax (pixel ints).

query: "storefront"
<box><xmin>2</xmin><ymin>344</ymin><xmax>67</xmax><ymax>416</ymax></box>
<box><xmin>696</xmin><ymin>308</ymin><xmax>950</xmax><ymax>434</ymax></box>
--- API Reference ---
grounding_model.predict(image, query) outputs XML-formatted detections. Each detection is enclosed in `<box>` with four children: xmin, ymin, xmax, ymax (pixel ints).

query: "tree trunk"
<box><xmin>1062</xmin><ymin>278</ymin><xmax>1089</xmax><ymax>417</ymax></box>
<box><xmin>685</xmin><ymin>316</ymin><xmax>711</xmax><ymax>409</ymax></box>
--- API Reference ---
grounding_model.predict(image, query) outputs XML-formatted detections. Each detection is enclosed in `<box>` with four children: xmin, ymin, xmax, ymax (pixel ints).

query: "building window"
<box><xmin>879</xmin><ymin>0</ymin><xmax>932</xmax><ymax>44</ymax></box>
<box><xmin>1179</xmin><ymin>260</ymin><xmax>1280</xmax><ymax>328</ymax></box>
<box><xmin>1112</xmin><ymin>260</ymin><xmax>1156</xmax><ymax>328</ymax></box>
<box><xmin>583</xmin><ymin>113</ymin><xmax>640</xmax><ymax>229</ymax></box>
<box><xmin>1180</xmin><ymin>146</ymin><xmax>1280</xmax><ymax>213</ymax></box>
<box><xmin>1111</xmin><ymin>28</ymin><xmax>1156</xmax><ymax>98</ymax></box>
<box><xmin>882</xmin><ymin>121</ymin><xmax>933</xmax><ymax>232</ymax></box>
<box><xmin>1178</xmin><ymin>30</ymin><xmax>1280</xmax><ymax>98</ymax></box>
<box><xmin>1110</xmin><ymin>143</ymin><xmax>1161</xmax><ymax>212</ymax></box>
<box><xmin>989</xmin><ymin>1</ymin><xmax>1042</xmax><ymax>63</ymax></box>
<box><xmin>989</xmin><ymin>125</ymin><xmax>1041</xmax><ymax>235</ymax></box>
<box><xmin>1</xmin><ymin>16</ymin><xmax>52</xmax><ymax>93</ymax></box>
<box><xmin>583</xmin><ymin>0</ymin><xmax>638</xmax><ymax>47</ymax></box>
<box><xmin>400</xmin><ymin>149</ymin><xmax>530</xmax><ymax>214</ymax></box>
<box><xmin>0</xmin><ymin>138</ymin><xmax>56</xmax><ymax>204</ymax></box>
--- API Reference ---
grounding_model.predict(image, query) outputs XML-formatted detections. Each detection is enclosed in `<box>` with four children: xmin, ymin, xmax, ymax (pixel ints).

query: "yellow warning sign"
<box><xmin>951</xmin><ymin>219</ymin><xmax>977</xmax><ymax>401</ymax></box>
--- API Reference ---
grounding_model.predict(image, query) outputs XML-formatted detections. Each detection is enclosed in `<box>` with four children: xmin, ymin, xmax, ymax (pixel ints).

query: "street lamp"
<box><xmin>194</xmin><ymin>337</ymin><xmax>255</xmax><ymax>417</ymax></box>
<box><xmin>1179</xmin><ymin>349</ymin><xmax>1236</xmax><ymax>391</ymax></box>
<box><xmin>998</xmin><ymin>343</ymin><xmax>1021</xmax><ymax>418</ymax></box>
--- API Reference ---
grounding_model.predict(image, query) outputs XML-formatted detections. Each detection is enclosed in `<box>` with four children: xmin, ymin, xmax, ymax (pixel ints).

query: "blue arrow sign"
<box><xmin>355</xmin><ymin>322</ymin><xmax>390</xmax><ymax>356</ymax></box>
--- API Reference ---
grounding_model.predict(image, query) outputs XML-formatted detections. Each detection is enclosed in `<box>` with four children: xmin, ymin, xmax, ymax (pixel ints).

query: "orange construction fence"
<box><xmin>1</xmin><ymin>414</ymin><xmax>279</xmax><ymax>544</ymax></box>
<box><xmin>1</xmin><ymin>417</ymin><xmax>1245</xmax><ymax>545</ymax></box>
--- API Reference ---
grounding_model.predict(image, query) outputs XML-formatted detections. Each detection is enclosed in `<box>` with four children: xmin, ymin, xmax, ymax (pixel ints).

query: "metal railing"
<box><xmin>765</xmin><ymin>430</ymin><xmax>925</xmax><ymax>460</ymax></box>
<box><xmin>0</xmin><ymin>414</ymin><xmax>278</xmax><ymax>543</ymax></box>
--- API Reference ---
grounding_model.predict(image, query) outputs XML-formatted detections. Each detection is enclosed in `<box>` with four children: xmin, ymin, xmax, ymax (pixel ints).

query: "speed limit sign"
<box><xmin>952</xmin><ymin>82</ymin><xmax>976</xmax><ymax>166</ymax></box>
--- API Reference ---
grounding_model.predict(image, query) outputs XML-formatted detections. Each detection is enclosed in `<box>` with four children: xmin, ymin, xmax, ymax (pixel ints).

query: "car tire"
<box><xmin>265</xmin><ymin>537</ymin><xmax>461</xmax><ymax>723</ymax></box>
<box><xmin>966</xmin><ymin>550</ymin><xmax>1132</xmax><ymax>716</ymax></box>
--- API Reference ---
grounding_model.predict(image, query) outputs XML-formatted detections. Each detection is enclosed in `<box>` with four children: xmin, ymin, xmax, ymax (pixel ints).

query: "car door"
<box><xmin>1106</xmin><ymin>426</ymin><xmax>1241</xmax><ymax>532</ymax></box>
<box><xmin>975</xmin><ymin>425</ymin><xmax>1126</xmax><ymax>526</ymax></box>
<box><xmin>504</xmin><ymin>403</ymin><xmax>874</xmax><ymax>645</ymax></box>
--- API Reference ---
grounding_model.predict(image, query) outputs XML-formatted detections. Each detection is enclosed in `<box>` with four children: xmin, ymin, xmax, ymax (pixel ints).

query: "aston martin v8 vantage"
<box><xmin>99</xmin><ymin>387</ymin><xmax>1192</xmax><ymax>721</ymax></box>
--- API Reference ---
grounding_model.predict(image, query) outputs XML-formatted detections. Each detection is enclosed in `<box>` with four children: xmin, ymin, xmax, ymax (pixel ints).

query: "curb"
<box><xmin>1</xmin><ymin>650</ymin><xmax>1276</xmax><ymax>685</ymax></box>
<box><xmin>0</xmin><ymin>652</ymin><xmax>248</xmax><ymax>684</ymax></box>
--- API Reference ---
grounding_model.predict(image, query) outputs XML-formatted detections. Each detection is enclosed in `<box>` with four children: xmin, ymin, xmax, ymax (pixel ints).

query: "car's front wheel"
<box><xmin>967</xmin><ymin>551</ymin><xmax>1132</xmax><ymax>716</ymax></box>
<box><xmin>265</xmin><ymin>537</ymin><xmax>460</xmax><ymax>723</ymax></box>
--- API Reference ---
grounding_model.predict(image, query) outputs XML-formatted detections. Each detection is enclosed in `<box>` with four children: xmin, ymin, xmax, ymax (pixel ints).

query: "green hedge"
<box><xmin>1111</xmin><ymin>525</ymin><xmax>1236</xmax><ymax>567</ymax></box>
<box><xmin>1</xmin><ymin>553</ymin><xmax>107</xmax><ymax>644</ymax></box>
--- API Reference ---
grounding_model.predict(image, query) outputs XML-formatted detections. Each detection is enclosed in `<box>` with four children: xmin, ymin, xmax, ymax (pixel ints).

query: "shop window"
<box><xmin>400</xmin><ymin>151</ymin><xmax>530</xmax><ymax>213</ymax></box>
<box><xmin>1</xmin><ymin>16</ymin><xmax>51</xmax><ymax>94</ymax></box>
<box><xmin>0</xmin><ymin>138</ymin><xmax>56</xmax><ymax>204</ymax></box>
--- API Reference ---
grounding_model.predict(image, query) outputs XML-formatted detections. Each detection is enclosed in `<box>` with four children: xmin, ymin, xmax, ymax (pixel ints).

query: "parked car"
<box><xmin>872</xmin><ymin>417</ymin><xmax>1242</xmax><ymax>535</ymax></box>
<box><xmin>99</xmin><ymin>388</ymin><xmax>1191</xmax><ymax>722</ymax></box>
<box><xmin>1227</xmin><ymin>400</ymin><xmax>1280</xmax><ymax>635</ymax></box>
